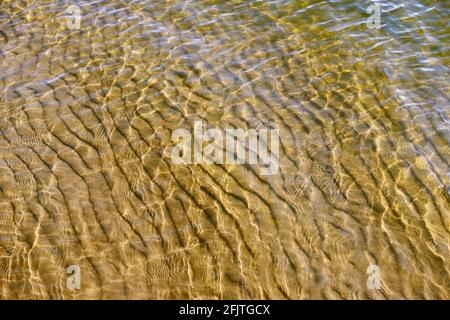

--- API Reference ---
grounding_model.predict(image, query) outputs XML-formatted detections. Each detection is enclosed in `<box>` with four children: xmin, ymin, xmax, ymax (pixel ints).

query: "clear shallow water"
<box><xmin>0</xmin><ymin>0</ymin><xmax>449</xmax><ymax>299</ymax></box>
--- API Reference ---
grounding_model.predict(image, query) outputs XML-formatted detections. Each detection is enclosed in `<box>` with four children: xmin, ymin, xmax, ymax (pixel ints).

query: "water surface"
<box><xmin>0</xmin><ymin>0</ymin><xmax>449</xmax><ymax>299</ymax></box>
